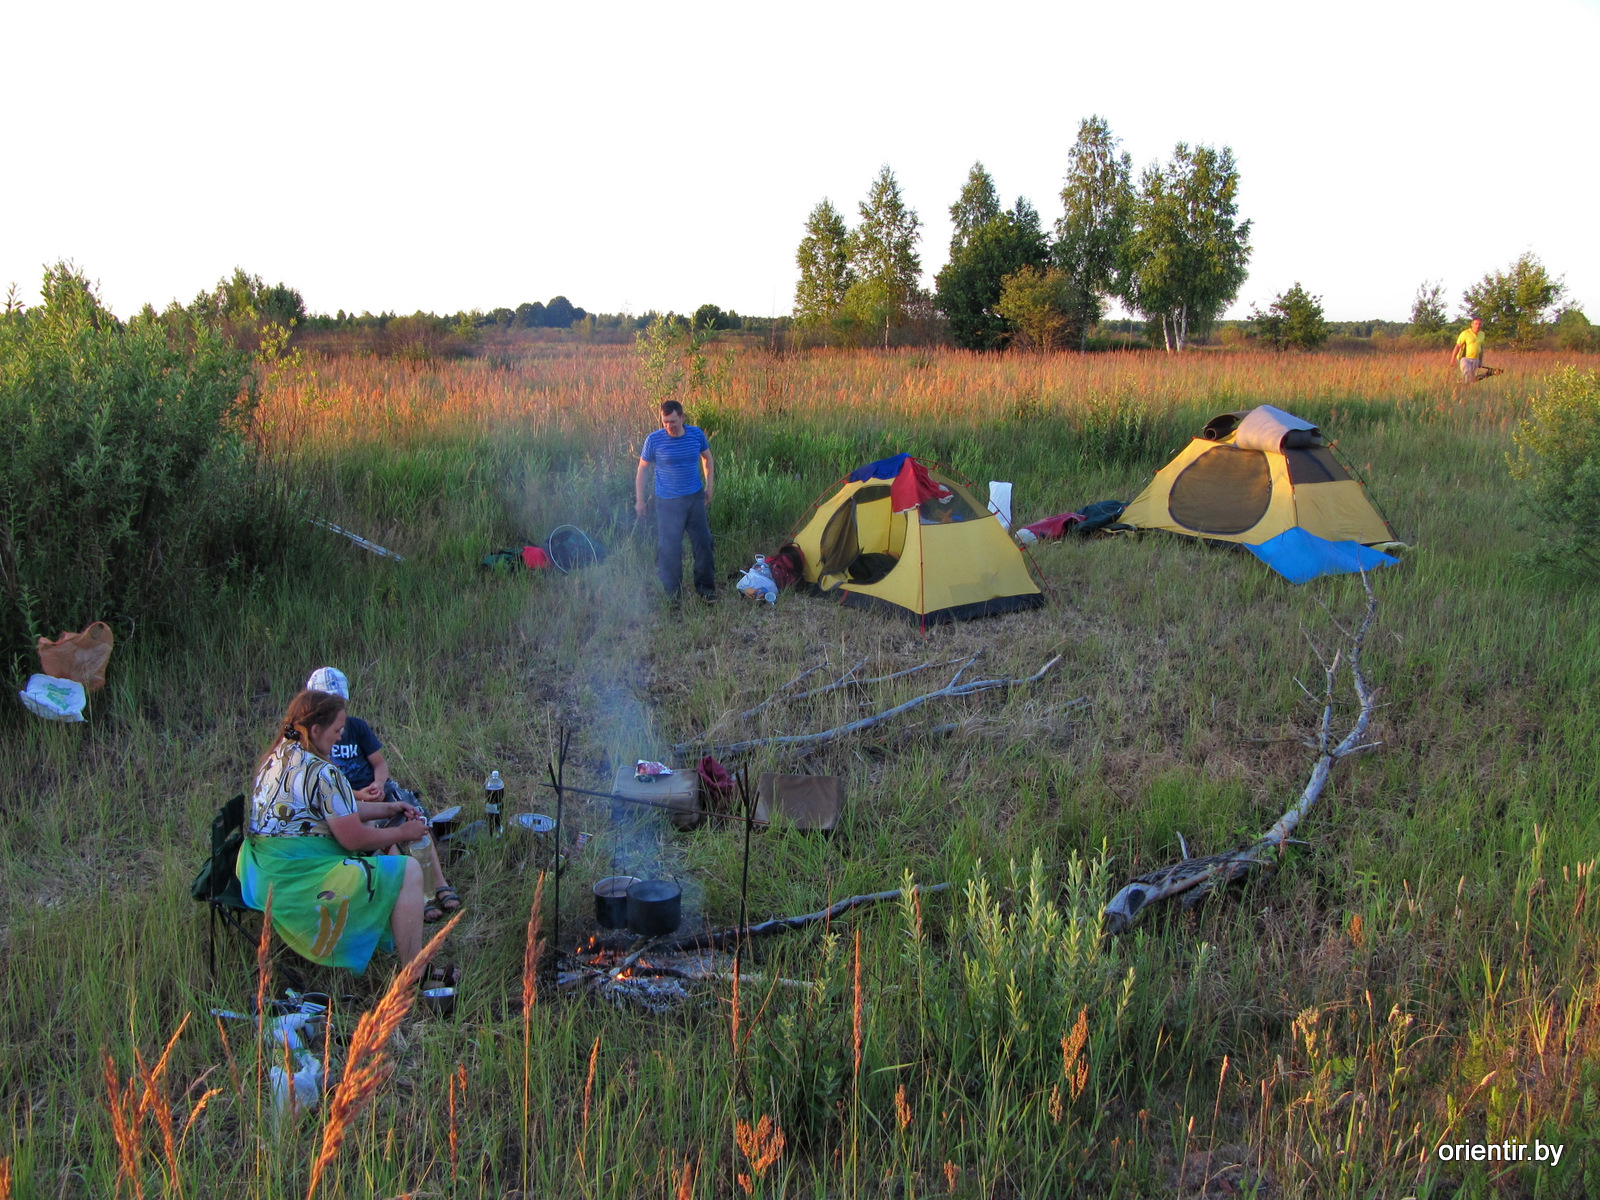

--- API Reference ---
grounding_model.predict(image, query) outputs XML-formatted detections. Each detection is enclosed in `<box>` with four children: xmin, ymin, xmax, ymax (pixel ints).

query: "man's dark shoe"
<box><xmin>697</xmin><ymin>590</ymin><xmax>718</xmax><ymax>603</ymax></box>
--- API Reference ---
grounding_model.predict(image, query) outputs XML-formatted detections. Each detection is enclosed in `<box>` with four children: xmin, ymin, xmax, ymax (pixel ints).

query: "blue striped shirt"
<box><xmin>642</xmin><ymin>426</ymin><xmax>709</xmax><ymax>498</ymax></box>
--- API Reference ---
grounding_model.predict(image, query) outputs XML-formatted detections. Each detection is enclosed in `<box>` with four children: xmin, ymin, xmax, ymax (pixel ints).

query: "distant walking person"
<box><xmin>1453</xmin><ymin>317</ymin><xmax>1490</xmax><ymax>384</ymax></box>
<box><xmin>636</xmin><ymin>399</ymin><xmax>716</xmax><ymax>600</ymax></box>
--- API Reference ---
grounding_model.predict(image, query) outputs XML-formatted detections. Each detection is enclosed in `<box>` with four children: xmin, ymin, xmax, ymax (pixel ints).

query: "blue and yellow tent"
<box><xmin>791</xmin><ymin>455</ymin><xmax>1044</xmax><ymax>627</ymax></box>
<box><xmin>1123</xmin><ymin>406</ymin><xmax>1399</xmax><ymax>583</ymax></box>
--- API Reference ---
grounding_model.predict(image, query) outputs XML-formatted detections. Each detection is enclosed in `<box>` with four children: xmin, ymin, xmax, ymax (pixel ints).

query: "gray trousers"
<box><xmin>655</xmin><ymin>490</ymin><xmax>715</xmax><ymax>597</ymax></box>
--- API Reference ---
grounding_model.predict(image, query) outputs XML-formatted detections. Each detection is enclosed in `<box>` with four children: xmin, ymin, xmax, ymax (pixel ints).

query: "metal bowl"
<box><xmin>515</xmin><ymin>813</ymin><xmax>556</xmax><ymax>834</ymax></box>
<box><xmin>420</xmin><ymin>986</ymin><xmax>456</xmax><ymax>1017</ymax></box>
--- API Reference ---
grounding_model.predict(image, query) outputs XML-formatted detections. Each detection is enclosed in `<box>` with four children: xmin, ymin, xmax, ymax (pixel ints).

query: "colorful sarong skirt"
<box><xmin>237</xmin><ymin>835</ymin><xmax>407</xmax><ymax>972</ymax></box>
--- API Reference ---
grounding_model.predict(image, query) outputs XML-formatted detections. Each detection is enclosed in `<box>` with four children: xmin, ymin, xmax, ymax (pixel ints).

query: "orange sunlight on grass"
<box><xmin>257</xmin><ymin>345</ymin><xmax>1600</xmax><ymax>453</ymax></box>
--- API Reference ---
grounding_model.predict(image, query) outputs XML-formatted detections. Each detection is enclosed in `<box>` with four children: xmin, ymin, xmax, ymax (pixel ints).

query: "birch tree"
<box><xmin>847</xmin><ymin>165</ymin><xmax>923</xmax><ymax>348</ymax></box>
<box><xmin>793</xmin><ymin>199</ymin><xmax>855</xmax><ymax>327</ymax></box>
<box><xmin>1122</xmin><ymin>143</ymin><xmax>1252</xmax><ymax>351</ymax></box>
<box><xmin>948</xmin><ymin>162</ymin><xmax>1001</xmax><ymax>256</ymax></box>
<box><xmin>1462</xmin><ymin>252</ymin><xmax>1567</xmax><ymax>349</ymax></box>
<box><xmin>1055</xmin><ymin>116</ymin><xmax>1133</xmax><ymax>349</ymax></box>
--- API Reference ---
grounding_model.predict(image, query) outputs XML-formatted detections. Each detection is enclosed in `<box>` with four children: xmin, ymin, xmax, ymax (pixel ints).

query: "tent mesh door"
<box><xmin>1168</xmin><ymin>446</ymin><xmax>1273</xmax><ymax>534</ymax></box>
<box><xmin>817</xmin><ymin>497</ymin><xmax>860</xmax><ymax>575</ymax></box>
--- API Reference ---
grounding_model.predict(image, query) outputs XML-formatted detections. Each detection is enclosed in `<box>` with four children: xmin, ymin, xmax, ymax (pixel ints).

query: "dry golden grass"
<box><xmin>306</xmin><ymin>912</ymin><xmax>462</xmax><ymax>1200</ymax></box>
<box><xmin>260</xmin><ymin>344</ymin><xmax>1599</xmax><ymax>452</ymax></box>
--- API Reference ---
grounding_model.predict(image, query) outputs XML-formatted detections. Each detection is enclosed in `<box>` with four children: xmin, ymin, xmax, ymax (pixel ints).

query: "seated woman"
<box><xmin>237</xmin><ymin>688</ymin><xmax>432</xmax><ymax>973</ymax></box>
<box><xmin>306</xmin><ymin>666</ymin><xmax>462</xmax><ymax>923</ymax></box>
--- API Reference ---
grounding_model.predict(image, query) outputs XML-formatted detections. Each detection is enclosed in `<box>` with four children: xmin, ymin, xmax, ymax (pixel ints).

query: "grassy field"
<box><xmin>4</xmin><ymin>344</ymin><xmax>1600</xmax><ymax>1198</ymax></box>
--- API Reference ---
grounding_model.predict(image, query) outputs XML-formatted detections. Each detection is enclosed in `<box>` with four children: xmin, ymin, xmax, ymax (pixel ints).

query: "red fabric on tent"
<box><xmin>890</xmin><ymin>457</ymin><xmax>950</xmax><ymax>513</ymax></box>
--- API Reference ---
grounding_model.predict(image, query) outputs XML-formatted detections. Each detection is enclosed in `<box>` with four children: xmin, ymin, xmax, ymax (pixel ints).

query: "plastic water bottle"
<box><xmin>484</xmin><ymin>770</ymin><xmax>504</xmax><ymax>836</ymax></box>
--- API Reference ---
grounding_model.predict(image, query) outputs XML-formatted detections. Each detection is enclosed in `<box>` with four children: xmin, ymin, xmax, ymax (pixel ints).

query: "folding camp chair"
<box><xmin>190</xmin><ymin>794</ymin><xmax>261</xmax><ymax>976</ymax></box>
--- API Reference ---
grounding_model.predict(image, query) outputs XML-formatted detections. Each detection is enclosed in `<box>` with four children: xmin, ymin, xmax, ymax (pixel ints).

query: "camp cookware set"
<box><xmin>592</xmin><ymin>875</ymin><xmax>681</xmax><ymax>935</ymax></box>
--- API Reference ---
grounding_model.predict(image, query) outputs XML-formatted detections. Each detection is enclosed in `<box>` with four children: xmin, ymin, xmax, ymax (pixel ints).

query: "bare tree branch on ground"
<box><xmin>673</xmin><ymin>656</ymin><xmax>1076</xmax><ymax>755</ymax></box>
<box><xmin>659</xmin><ymin>882</ymin><xmax>952</xmax><ymax>953</ymax></box>
<box><xmin>1103</xmin><ymin>574</ymin><xmax>1381</xmax><ymax>933</ymax></box>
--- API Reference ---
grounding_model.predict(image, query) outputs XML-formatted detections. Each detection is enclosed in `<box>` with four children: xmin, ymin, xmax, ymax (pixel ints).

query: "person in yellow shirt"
<box><xmin>1452</xmin><ymin>317</ymin><xmax>1489</xmax><ymax>384</ymax></box>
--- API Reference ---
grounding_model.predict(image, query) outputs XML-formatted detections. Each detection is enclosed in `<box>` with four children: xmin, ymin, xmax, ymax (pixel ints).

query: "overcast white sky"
<box><xmin>5</xmin><ymin>0</ymin><xmax>1595</xmax><ymax>323</ymax></box>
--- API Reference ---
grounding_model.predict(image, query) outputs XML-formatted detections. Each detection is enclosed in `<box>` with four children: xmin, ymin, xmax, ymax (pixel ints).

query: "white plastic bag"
<box><xmin>735</xmin><ymin>557</ymin><xmax>778</xmax><ymax>604</ymax></box>
<box><xmin>987</xmin><ymin>482</ymin><xmax>1013</xmax><ymax>530</ymax></box>
<box><xmin>19</xmin><ymin>674</ymin><xmax>87</xmax><ymax>722</ymax></box>
<box><xmin>270</xmin><ymin>1052</ymin><xmax>323</xmax><ymax>1124</ymax></box>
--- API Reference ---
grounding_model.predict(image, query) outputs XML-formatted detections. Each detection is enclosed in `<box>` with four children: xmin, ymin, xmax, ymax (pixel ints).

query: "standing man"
<box><xmin>1452</xmin><ymin>316</ymin><xmax>1489</xmax><ymax>384</ymax></box>
<box><xmin>636</xmin><ymin>399</ymin><xmax>716</xmax><ymax>601</ymax></box>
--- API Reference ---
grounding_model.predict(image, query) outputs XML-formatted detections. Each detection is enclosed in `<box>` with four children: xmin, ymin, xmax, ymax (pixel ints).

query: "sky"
<box><xmin>5</xmin><ymin>0</ymin><xmax>1596</xmax><ymax>324</ymax></box>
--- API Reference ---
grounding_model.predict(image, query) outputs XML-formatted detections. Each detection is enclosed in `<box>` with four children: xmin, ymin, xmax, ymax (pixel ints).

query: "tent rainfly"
<box><xmin>1123</xmin><ymin>405</ymin><xmax>1399</xmax><ymax>582</ymax></box>
<box><xmin>790</xmin><ymin>454</ymin><xmax>1044</xmax><ymax>627</ymax></box>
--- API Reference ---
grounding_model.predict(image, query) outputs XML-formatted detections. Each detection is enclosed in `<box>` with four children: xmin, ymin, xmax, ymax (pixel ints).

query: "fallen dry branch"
<box><xmin>784</xmin><ymin>657</ymin><xmax>966</xmax><ymax>706</ymax></box>
<box><xmin>782</xmin><ymin>657</ymin><xmax>868</xmax><ymax>705</ymax></box>
<box><xmin>1103</xmin><ymin>574</ymin><xmax>1381</xmax><ymax>934</ymax></box>
<box><xmin>714</xmin><ymin>656</ymin><xmax>970</xmax><ymax>743</ymax></box>
<box><xmin>659</xmin><ymin>882</ymin><xmax>951</xmax><ymax>953</ymax></box>
<box><xmin>675</xmin><ymin>655</ymin><xmax>1072</xmax><ymax>755</ymax></box>
<box><xmin>644</xmin><ymin>964</ymin><xmax>817</xmax><ymax>991</ymax></box>
<box><xmin>736</xmin><ymin>660</ymin><xmax>833</xmax><ymax>722</ymax></box>
<box><xmin>554</xmin><ymin>959</ymin><xmax>817</xmax><ymax>1000</ymax></box>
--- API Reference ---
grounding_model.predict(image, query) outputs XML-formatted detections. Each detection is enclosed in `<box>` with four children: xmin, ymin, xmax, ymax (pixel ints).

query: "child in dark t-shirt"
<box><xmin>306</xmin><ymin>667</ymin><xmax>463</xmax><ymax>922</ymax></box>
<box><xmin>328</xmin><ymin>716</ymin><xmax>383</xmax><ymax>793</ymax></box>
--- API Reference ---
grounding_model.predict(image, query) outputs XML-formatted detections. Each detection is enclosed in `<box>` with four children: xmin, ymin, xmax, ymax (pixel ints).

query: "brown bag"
<box><xmin>754</xmin><ymin>773</ymin><xmax>844</xmax><ymax>832</ymax></box>
<box><xmin>37</xmin><ymin>622</ymin><xmax>114</xmax><ymax>691</ymax></box>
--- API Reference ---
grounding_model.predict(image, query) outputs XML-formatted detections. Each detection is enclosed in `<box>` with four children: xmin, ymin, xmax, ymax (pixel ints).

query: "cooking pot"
<box><xmin>593</xmin><ymin>876</ymin><xmax>639</xmax><ymax>929</ymax></box>
<box><xmin>626</xmin><ymin>878</ymin><xmax>682</xmax><ymax>936</ymax></box>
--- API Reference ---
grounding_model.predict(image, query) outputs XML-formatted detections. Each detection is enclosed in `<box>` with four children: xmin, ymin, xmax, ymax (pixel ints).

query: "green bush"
<box><xmin>1510</xmin><ymin>367</ymin><xmax>1600</xmax><ymax>574</ymax></box>
<box><xmin>1250</xmin><ymin>282</ymin><xmax>1328</xmax><ymax>351</ymax></box>
<box><xmin>1556</xmin><ymin>309</ymin><xmax>1598</xmax><ymax>352</ymax></box>
<box><xmin>0</xmin><ymin>265</ymin><xmax>293</xmax><ymax>660</ymax></box>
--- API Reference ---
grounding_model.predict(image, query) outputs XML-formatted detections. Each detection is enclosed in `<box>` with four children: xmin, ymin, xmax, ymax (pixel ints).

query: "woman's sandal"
<box><xmin>434</xmin><ymin>886</ymin><xmax>463</xmax><ymax>914</ymax></box>
<box><xmin>423</xmin><ymin>897</ymin><xmax>445</xmax><ymax>923</ymax></box>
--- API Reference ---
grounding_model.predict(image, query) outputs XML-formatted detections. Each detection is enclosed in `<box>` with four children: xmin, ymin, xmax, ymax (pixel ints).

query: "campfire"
<box><xmin>531</xmin><ymin>727</ymin><xmax>946</xmax><ymax>1011</ymax></box>
<box><xmin>557</xmin><ymin>934</ymin><xmax>727</xmax><ymax>1011</ymax></box>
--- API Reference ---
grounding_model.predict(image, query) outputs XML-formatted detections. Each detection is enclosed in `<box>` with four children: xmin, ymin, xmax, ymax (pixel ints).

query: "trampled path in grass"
<box><xmin>4</xmin><ymin>346</ymin><xmax>1600</xmax><ymax>1197</ymax></box>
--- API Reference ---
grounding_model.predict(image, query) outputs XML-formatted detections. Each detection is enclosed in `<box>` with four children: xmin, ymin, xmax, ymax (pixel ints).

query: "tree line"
<box><xmin>794</xmin><ymin>118</ymin><xmax>1594</xmax><ymax>355</ymax></box>
<box><xmin>1244</xmin><ymin>253</ymin><xmax>1590</xmax><ymax>353</ymax></box>
<box><xmin>793</xmin><ymin>117</ymin><xmax>1253</xmax><ymax>353</ymax></box>
<box><xmin>1408</xmin><ymin>254</ymin><xmax>1591</xmax><ymax>351</ymax></box>
<box><xmin>86</xmin><ymin>269</ymin><xmax>771</xmax><ymax>360</ymax></box>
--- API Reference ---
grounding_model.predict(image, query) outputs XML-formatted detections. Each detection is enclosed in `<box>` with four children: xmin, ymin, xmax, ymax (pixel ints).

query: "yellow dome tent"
<box><xmin>790</xmin><ymin>455</ymin><xmax>1044</xmax><ymax>628</ymax></box>
<box><xmin>1124</xmin><ymin>405</ymin><xmax>1394</xmax><ymax>547</ymax></box>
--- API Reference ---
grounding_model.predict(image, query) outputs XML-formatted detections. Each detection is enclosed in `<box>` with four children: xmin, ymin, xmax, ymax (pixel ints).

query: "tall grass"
<box><xmin>4</xmin><ymin>344</ymin><xmax>1600</xmax><ymax>1196</ymax></box>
